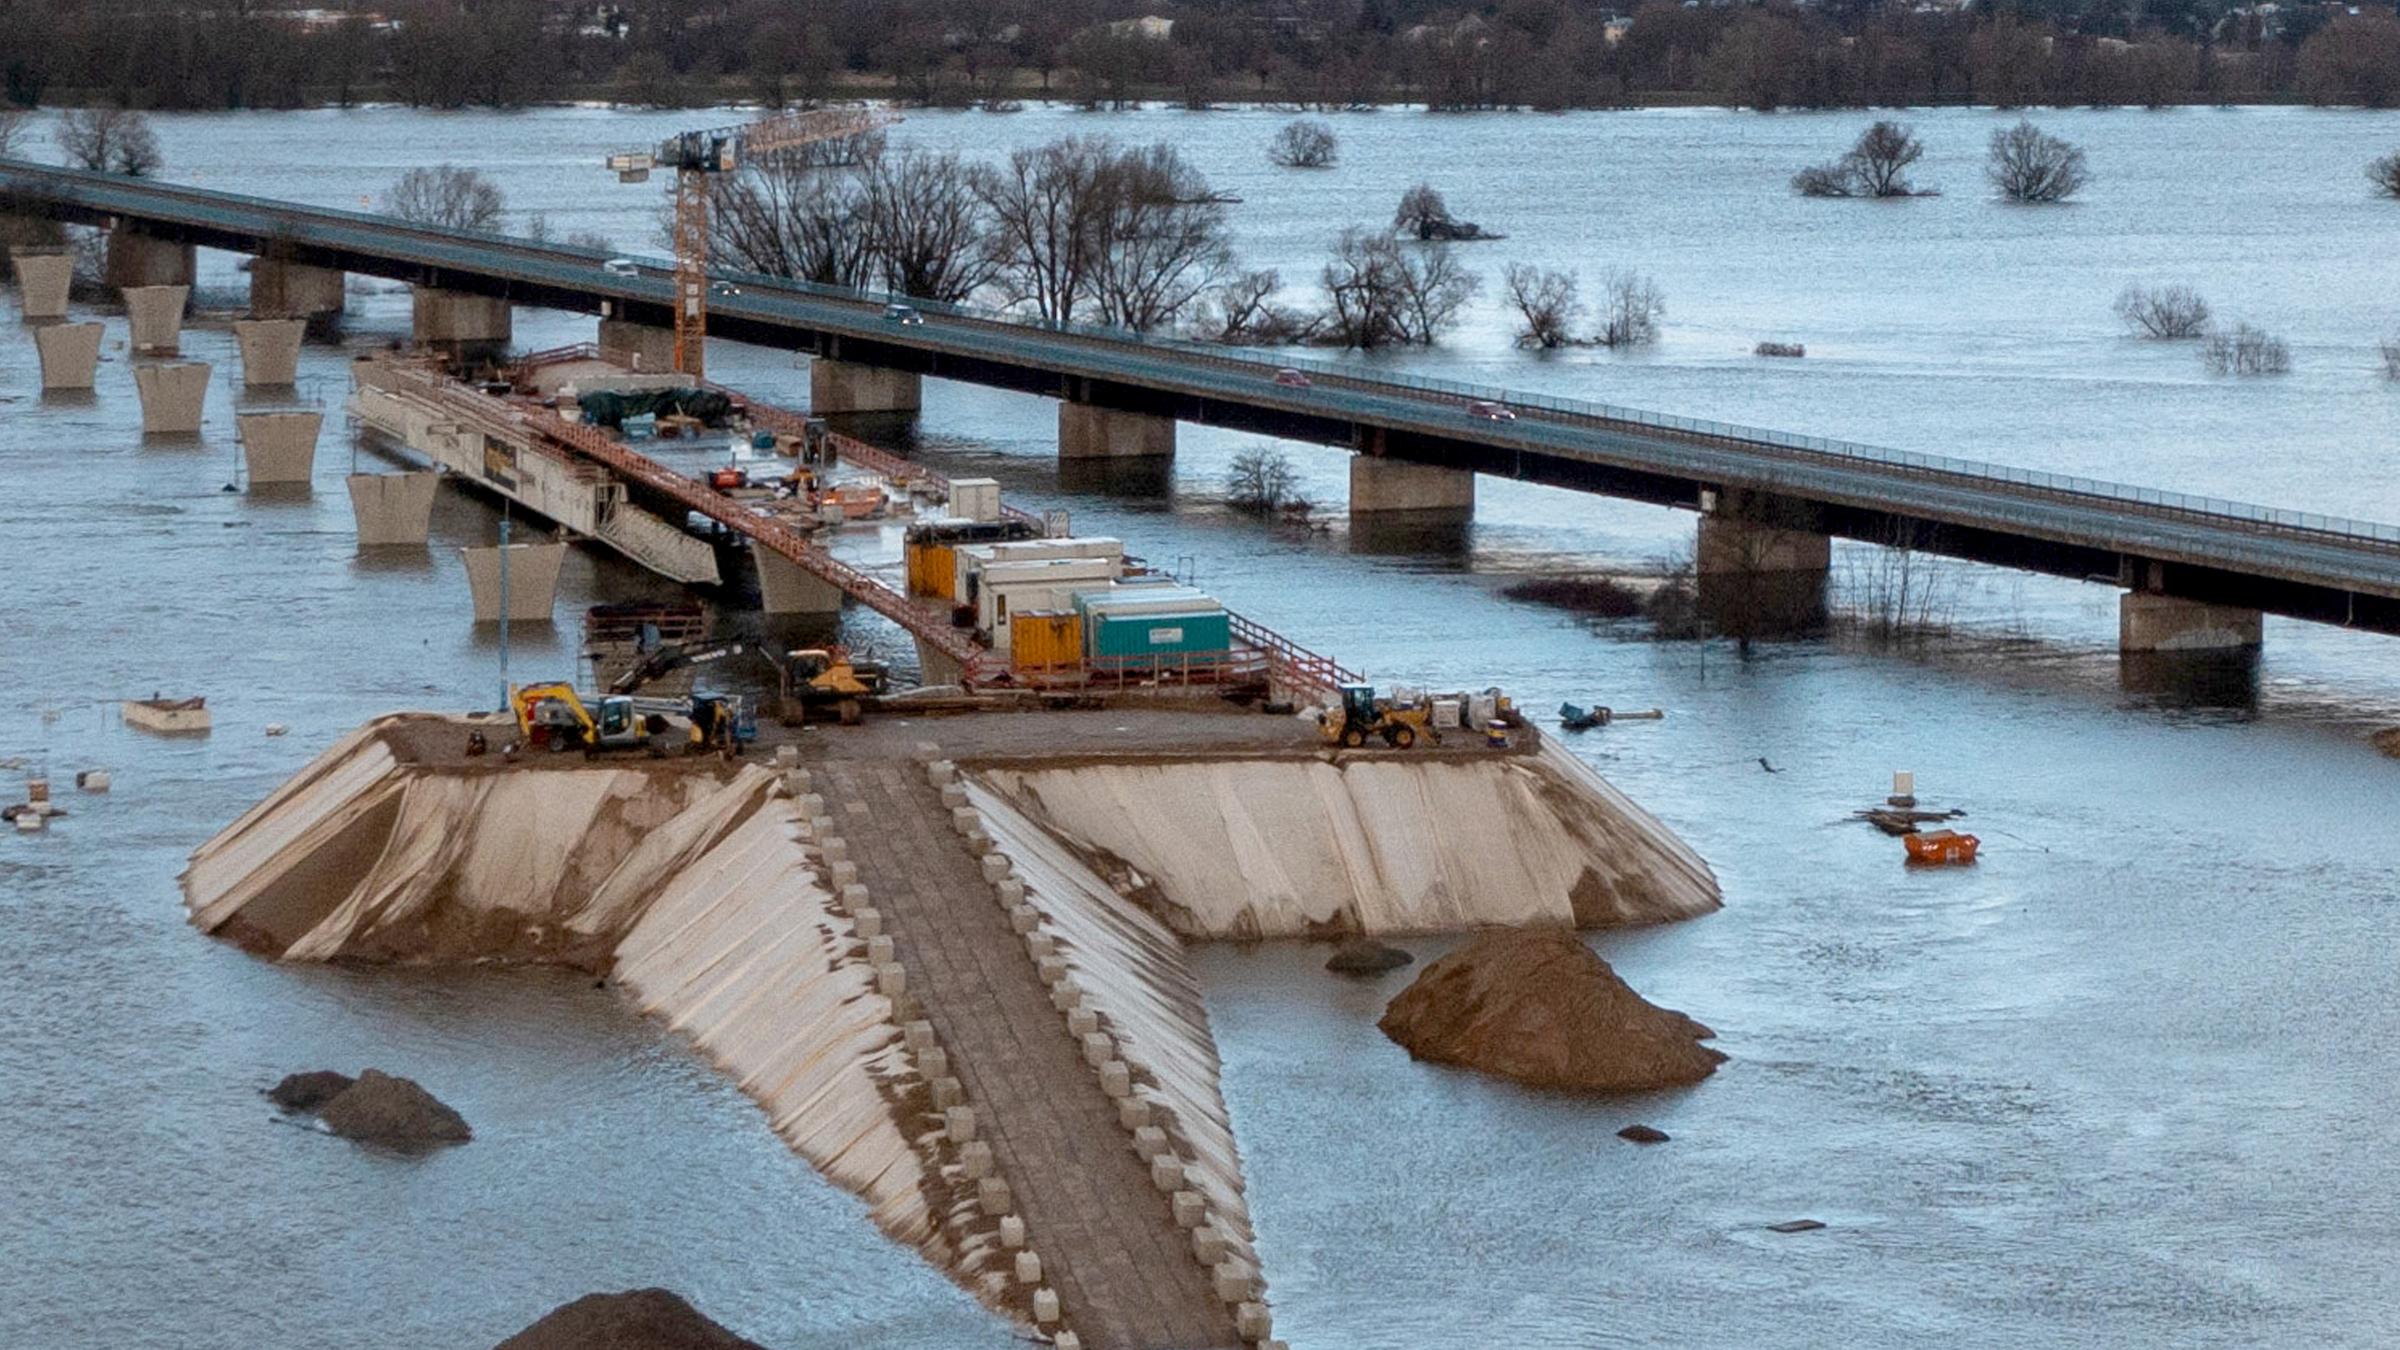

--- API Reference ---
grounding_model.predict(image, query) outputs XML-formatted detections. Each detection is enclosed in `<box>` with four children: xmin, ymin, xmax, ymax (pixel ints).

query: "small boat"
<box><xmin>1558</xmin><ymin>702</ymin><xmax>1611</xmax><ymax>732</ymax></box>
<box><xmin>123</xmin><ymin>696</ymin><xmax>212</xmax><ymax>734</ymax></box>
<box><xmin>1903</xmin><ymin>829</ymin><xmax>1979</xmax><ymax>865</ymax></box>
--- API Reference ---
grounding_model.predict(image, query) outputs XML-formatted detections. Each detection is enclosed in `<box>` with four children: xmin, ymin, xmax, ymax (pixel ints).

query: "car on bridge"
<box><xmin>884</xmin><ymin>303</ymin><xmax>925</xmax><ymax>326</ymax></box>
<box><xmin>1272</xmin><ymin>367</ymin><xmax>1313</xmax><ymax>389</ymax></box>
<box><xmin>1467</xmin><ymin>400</ymin><xmax>1517</xmax><ymax>422</ymax></box>
<box><xmin>602</xmin><ymin>258</ymin><xmax>640</xmax><ymax>277</ymax></box>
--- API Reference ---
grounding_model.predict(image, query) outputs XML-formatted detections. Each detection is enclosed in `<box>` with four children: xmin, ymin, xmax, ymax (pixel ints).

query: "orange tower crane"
<box><xmin>606</xmin><ymin>105</ymin><xmax>900</xmax><ymax>379</ymax></box>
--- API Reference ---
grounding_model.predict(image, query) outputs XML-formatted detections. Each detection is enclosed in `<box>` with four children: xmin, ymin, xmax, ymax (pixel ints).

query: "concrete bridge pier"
<box><xmin>916</xmin><ymin>637</ymin><xmax>965</xmax><ymax>687</ymax></box>
<box><xmin>461</xmin><ymin>542</ymin><xmax>565</xmax><ymax>624</ymax></box>
<box><xmin>250</xmin><ymin>259</ymin><xmax>346</xmax><ymax>336</ymax></box>
<box><xmin>104</xmin><ymin>228</ymin><xmax>196</xmax><ymax>291</ymax></box>
<box><xmin>598</xmin><ymin>319</ymin><xmax>679</xmax><ymax>373</ymax></box>
<box><xmin>133</xmin><ymin>361</ymin><xmax>211</xmax><ymax>436</ymax></box>
<box><xmin>1058</xmin><ymin>401</ymin><xmax>1175</xmax><ymax>459</ymax></box>
<box><xmin>123</xmin><ymin>284</ymin><xmax>188</xmax><ymax>354</ymax></box>
<box><xmin>233</xmin><ymin>318</ymin><xmax>305</xmax><ymax>387</ymax></box>
<box><xmin>347</xmin><ymin>472</ymin><xmax>440</xmax><ymax>547</ymax></box>
<box><xmin>11</xmin><ymin>249</ymin><xmax>73</xmax><ymax>321</ymax></box>
<box><xmin>2119</xmin><ymin>592</ymin><xmax>2262</xmax><ymax>654</ymax></box>
<box><xmin>1349</xmin><ymin>455</ymin><xmax>1475</xmax><ymax>522</ymax></box>
<box><xmin>756</xmin><ymin>549</ymin><xmax>844</xmax><ymax>615</ymax></box>
<box><xmin>34</xmin><ymin>321</ymin><xmax>103</xmax><ymax>390</ymax></box>
<box><xmin>237</xmin><ymin>410</ymin><xmax>323</xmax><ymax>486</ymax></box>
<box><xmin>410</xmin><ymin>286</ymin><xmax>512</xmax><ymax>363</ymax></box>
<box><xmin>1695</xmin><ymin>503</ymin><xmax>1831</xmax><ymax>637</ymax></box>
<box><xmin>810</xmin><ymin>358</ymin><xmax>920</xmax><ymax>417</ymax></box>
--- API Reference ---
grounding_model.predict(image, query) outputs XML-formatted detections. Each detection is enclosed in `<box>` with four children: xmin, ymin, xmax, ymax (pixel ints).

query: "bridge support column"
<box><xmin>1695</xmin><ymin>511</ymin><xmax>1830</xmax><ymax>636</ymax></box>
<box><xmin>756</xmin><ymin>549</ymin><xmax>843</xmax><ymax>615</ymax></box>
<box><xmin>1348</xmin><ymin>455</ymin><xmax>1474</xmax><ymax>521</ymax></box>
<box><xmin>916</xmin><ymin>636</ymin><xmax>965</xmax><ymax>688</ymax></box>
<box><xmin>410</xmin><ymin>286</ymin><xmax>512</xmax><ymax>363</ymax></box>
<box><xmin>11</xmin><ymin>249</ymin><xmax>73</xmax><ymax>321</ymax></box>
<box><xmin>123</xmin><ymin>284</ymin><xmax>188</xmax><ymax>354</ymax></box>
<box><xmin>461</xmin><ymin>542</ymin><xmax>564</xmax><ymax>624</ymax></box>
<box><xmin>1058</xmin><ymin>402</ymin><xmax>1174</xmax><ymax>459</ymax></box>
<box><xmin>133</xmin><ymin>361</ymin><xmax>211</xmax><ymax>436</ymax></box>
<box><xmin>598</xmin><ymin>319</ymin><xmax>679</xmax><ymax>373</ymax></box>
<box><xmin>250</xmin><ymin>259</ymin><xmax>346</xmax><ymax>335</ymax></box>
<box><xmin>34</xmin><ymin>321</ymin><xmax>103</xmax><ymax>390</ymax></box>
<box><xmin>348</xmin><ymin>471</ymin><xmax>440</xmax><ymax>547</ymax></box>
<box><xmin>233</xmin><ymin>318</ymin><xmax>305</xmax><ymax>387</ymax></box>
<box><xmin>2119</xmin><ymin>592</ymin><xmax>2262</xmax><ymax>654</ymax></box>
<box><xmin>811</xmin><ymin>359</ymin><xmax>921</xmax><ymax>416</ymax></box>
<box><xmin>104</xmin><ymin>227</ymin><xmax>196</xmax><ymax>291</ymax></box>
<box><xmin>237</xmin><ymin>410</ymin><xmax>322</xmax><ymax>487</ymax></box>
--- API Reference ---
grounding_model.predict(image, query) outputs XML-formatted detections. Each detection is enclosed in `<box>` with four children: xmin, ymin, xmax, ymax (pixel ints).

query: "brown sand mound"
<box><xmin>1378</xmin><ymin>927</ymin><xmax>1725</xmax><ymax>1092</ymax></box>
<box><xmin>315</xmin><ymin>1069</ymin><xmax>472</xmax><ymax>1145</ymax></box>
<box><xmin>495</xmin><ymin>1289</ymin><xmax>769</xmax><ymax>1350</ymax></box>
<box><xmin>2373</xmin><ymin>728</ymin><xmax>2400</xmax><ymax>760</ymax></box>
<box><xmin>267</xmin><ymin>1070</ymin><xmax>355</xmax><ymax>1112</ymax></box>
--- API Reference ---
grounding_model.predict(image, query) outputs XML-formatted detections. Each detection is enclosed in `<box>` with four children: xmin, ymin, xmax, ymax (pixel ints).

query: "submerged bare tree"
<box><xmin>1225</xmin><ymin>446</ymin><xmax>1307</xmax><ymax>514</ymax></box>
<box><xmin>382</xmin><ymin>165</ymin><xmax>506</xmax><ymax>232</ymax></box>
<box><xmin>1845</xmin><ymin>520</ymin><xmax>1959</xmax><ymax>644</ymax></box>
<box><xmin>974</xmin><ymin>135</ymin><xmax>1233</xmax><ymax>330</ymax></box>
<box><xmin>707</xmin><ymin>147</ymin><xmax>877</xmax><ymax>287</ymax></box>
<box><xmin>1505</xmin><ymin>263</ymin><xmax>1583</xmax><ymax>348</ymax></box>
<box><xmin>1794</xmin><ymin>121</ymin><xmax>1927</xmax><ymax>198</ymax></box>
<box><xmin>1393</xmin><ymin>184</ymin><xmax>1452</xmax><ymax>239</ymax></box>
<box><xmin>862</xmin><ymin>146</ymin><xmax>997</xmax><ymax>302</ymax></box>
<box><xmin>2202</xmin><ymin>323</ymin><xmax>2292</xmax><ymax>376</ymax></box>
<box><xmin>2371</xmin><ymin>152</ymin><xmax>2400</xmax><ymax>199</ymax></box>
<box><xmin>1986</xmin><ymin>119</ymin><xmax>2089</xmax><ymax>202</ymax></box>
<box><xmin>2114</xmin><ymin>283</ymin><xmax>2211</xmax><ymax>339</ymax></box>
<box><xmin>1196</xmin><ymin>269</ymin><xmax>1322</xmax><ymax>345</ymax></box>
<box><xmin>56</xmin><ymin>109</ymin><xmax>162</xmax><ymax>176</ymax></box>
<box><xmin>1596</xmin><ymin>269</ymin><xmax>1666</xmax><ymax>347</ymax></box>
<box><xmin>1268</xmin><ymin>119</ymin><xmax>1339</xmax><ymax>169</ymax></box>
<box><xmin>1319</xmin><ymin>227</ymin><xmax>1480</xmax><ymax>348</ymax></box>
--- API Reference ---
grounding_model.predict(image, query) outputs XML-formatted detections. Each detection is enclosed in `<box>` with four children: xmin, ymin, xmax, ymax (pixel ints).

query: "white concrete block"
<box><xmin>866</xmin><ymin>934</ymin><xmax>894</xmax><ymax>966</ymax></box>
<box><xmin>797</xmin><ymin>793</ymin><xmax>826</xmax><ymax>817</ymax></box>
<box><xmin>950</xmin><ymin>806</ymin><xmax>980</xmax><ymax>834</ymax></box>
<box><xmin>1036</xmin><ymin>955</ymin><xmax>1068</xmax><ymax>985</ymax></box>
<box><xmin>853</xmin><ymin>907</ymin><xmax>882</xmax><ymax>939</ymax></box>
<box><xmin>1010</xmin><ymin>905</ymin><xmax>1041</xmax><ymax>935</ymax></box>
<box><xmin>964</xmin><ymin>831</ymin><xmax>994</xmax><ymax>856</ymax></box>
<box><xmin>926</xmin><ymin>759</ymin><xmax>956</xmax><ymax>784</ymax></box>
<box><xmin>944</xmin><ymin>1105</ymin><xmax>977</xmax><ymax>1144</ymax></box>
<box><xmin>1236</xmin><ymin>1302</ymin><xmax>1273</xmax><ymax>1342</ymax></box>
<box><xmin>1172</xmin><ymin>1189</ymin><xmax>1206</xmax><ymax>1228</ymax></box>
<box><xmin>939</xmin><ymin>783</ymin><xmax>967</xmax><ymax>808</ymax></box>
<box><xmin>999</xmin><ymin>1215</ymin><xmax>1026</xmax><ymax>1249</ymax></box>
<box><xmin>1192</xmin><ymin>1225</ymin><xmax>1228</xmax><ymax>1265</ymax></box>
<box><xmin>1027</xmin><ymin>932</ymin><xmax>1057</xmax><ymax>961</ymax></box>
<box><xmin>995</xmin><ymin>878</ymin><xmax>1026</xmax><ymax>906</ymax></box>
<box><xmin>1015</xmin><ymin>1250</ymin><xmax>1042</xmax><ymax>1285</ymax></box>
<box><xmin>978</xmin><ymin>1176</ymin><xmax>1011</xmax><ymax>1217</ymax></box>
<box><xmin>905</xmin><ymin>1021</ymin><xmax>938</xmax><ymax>1055</ymax></box>
<box><xmin>917</xmin><ymin>1046</ymin><xmax>947</xmax><ymax>1081</ymax></box>
<box><xmin>841</xmin><ymin>883</ymin><xmax>869</xmax><ymax>911</ymax></box>
<box><xmin>874</xmin><ymin>961</ymin><xmax>906</xmax><ymax>998</ymax></box>
<box><xmin>810</xmin><ymin>815</ymin><xmax>835</xmax><ymax>836</ymax></box>
<box><xmin>773</xmin><ymin>745</ymin><xmax>800</xmax><ymax>768</ymax></box>
<box><xmin>960</xmin><ymin>1139</ymin><xmax>992</xmax><ymax>1180</ymax></box>
<box><xmin>1031</xmin><ymin>1287</ymin><xmax>1059</xmax><ymax>1325</ymax></box>
<box><xmin>1067</xmin><ymin>1007</ymin><xmax>1099</xmax><ymax>1038</ymax></box>
<box><xmin>1151</xmin><ymin>1155</ymin><xmax>1184</xmax><ymax>1193</ymax></box>
<box><xmin>932</xmin><ymin>1076</ymin><xmax>964</xmax><ymax>1109</ymax></box>
<box><xmin>1213</xmin><ymin>1258</ymin><xmax>1254</xmax><ymax>1303</ymax></box>
<box><xmin>1081</xmin><ymin>1031</ymin><xmax>1113</xmax><ymax>1069</ymax></box>
<box><xmin>1050</xmin><ymin>981</ymin><xmax>1081</xmax><ymax>1013</ymax></box>
<box><xmin>1133</xmin><ymin>1126</ymin><xmax>1168</xmax><ymax>1161</ymax></box>
<box><xmin>830</xmin><ymin>859</ymin><xmax>859</xmax><ymax>888</ymax></box>
<box><xmin>980</xmin><ymin>854</ymin><xmax>1012</xmax><ymax>883</ymax></box>
<box><xmin>1117</xmin><ymin>1096</ymin><xmax>1151</xmax><ymax>1130</ymax></box>
<box><xmin>1053</xmin><ymin>1334</ymin><xmax>1082</xmax><ymax>1350</ymax></box>
<box><xmin>822</xmin><ymin>836</ymin><xmax>850</xmax><ymax>863</ymax></box>
<box><xmin>1100</xmin><ymin>1061</ymin><xmax>1131</xmax><ymax>1098</ymax></box>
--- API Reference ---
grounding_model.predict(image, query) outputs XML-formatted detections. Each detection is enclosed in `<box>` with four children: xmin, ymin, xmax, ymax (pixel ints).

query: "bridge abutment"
<box><xmin>411</xmin><ymin>286</ymin><xmax>512</xmax><ymax>363</ymax></box>
<box><xmin>237</xmin><ymin>410</ymin><xmax>322</xmax><ymax>487</ymax></box>
<box><xmin>123</xmin><ymin>284</ymin><xmax>188</xmax><ymax>354</ymax></box>
<box><xmin>104</xmin><ymin>227</ymin><xmax>195</xmax><ymax>291</ymax></box>
<box><xmin>347</xmin><ymin>472</ymin><xmax>441</xmax><ymax>547</ymax></box>
<box><xmin>133</xmin><ymin>361</ymin><xmax>211</xmax><ymax>436</ymax></box>
<box><xmin>916</xmin><ymin>636</ymin><xmax>965</xmax><ymax>687</ymax></box>
<box><xmin>1058</xmin><ymin>401</ymin><xmax>1175</xmax><ymax>460</ymax></box>
<box><xmin>34</xmin><ymin>321</ymin><xmax>102</xmax><ymax>390</ymax></box>
<box><xmin>756</xmin><ymin>549</ymin><xmax>844</xmax><ymax>615</ymax></box>
<box><xmin>2119</xmin><ymin>592</ymin><xmax>2263</xmax><ymax>654</ymax></box>
<box><xmin>233</xmin><ymin>318</ymin><xmax>305</xmax><ymax>387</ymax></box>
<box><xmin>250</xmin><ymin>260</ymin><xmax>346</xmax><ymax>336</ymax></box>
<box><xmin>461</xmin><ymin>542</ymin><xmax>564</xmax><ymax>624</ymax></box>
<box><xmin>1349</xmin><ymin>455</ymin><xmax>1474</xmax><ymax>522</ymax></box>
<box><xmin>598</xmin><ymin>319</ymin><xmax>679</xmax><ymax>373</ymax></box>
<box><xmin>811</xmin><ymin>358</ymin><xmax>921</xmax><ymax>416</ymax></box>
<box><xmin>1695</xmin><ymin>507</ymin><xmax>1831</xmax><ymax>637</ymax></box>
<box><xmin>10</xmin><ymin>249</ymin><xmax>73</xmax><ymax>321</ymax></box>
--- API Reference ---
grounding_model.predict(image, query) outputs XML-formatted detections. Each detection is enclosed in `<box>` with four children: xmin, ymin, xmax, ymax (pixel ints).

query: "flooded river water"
<box><xmin>3</xmin><ymin>104</ymin><xmax>2399</xmax><ymax>1348</ymax></box>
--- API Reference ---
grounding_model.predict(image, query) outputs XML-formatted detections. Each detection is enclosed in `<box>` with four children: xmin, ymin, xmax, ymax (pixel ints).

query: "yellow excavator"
<box><xmin>1319</xmin><ymin>683</ymin><xmax>1440</xmax><ymax>749</ymax></box>
<box><xmin>509</xmin><ymin>683</ymin><xmax>650</xmax><ymax>753</ymax></box>
<box><xmin>768</xmin><ymin>646</ymin><xmax>887</xmax><ymax>725</ymax></box>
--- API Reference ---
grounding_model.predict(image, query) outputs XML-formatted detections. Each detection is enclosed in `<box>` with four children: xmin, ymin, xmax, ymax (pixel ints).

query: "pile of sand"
<box><xmin>1377</xmin><ymin>928</ymin><xmax>1725</xmax><ymax>1092</ymax></box>
<box><xmin>269</xmin><ymin>1068</ymin><xmax>471</xmax><ymax>1145</ymax></box>
<box><xmin>494</xmin><ymin>1289</ymin><xmax>769</xmax><ymax>1350</ymax></box>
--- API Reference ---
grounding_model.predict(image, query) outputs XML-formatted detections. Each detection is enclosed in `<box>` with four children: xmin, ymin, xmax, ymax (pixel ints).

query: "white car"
<box><xmin>602</xmin><ymin>258</ymin><xmax>639</xmax><ymax>277</ymax></box>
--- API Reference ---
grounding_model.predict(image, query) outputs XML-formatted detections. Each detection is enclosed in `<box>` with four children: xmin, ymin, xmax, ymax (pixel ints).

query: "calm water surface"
<box><xmin>2</xmin><ymin>105</ymin><xmax>2397</xmax><ymax>1348</ymax></box>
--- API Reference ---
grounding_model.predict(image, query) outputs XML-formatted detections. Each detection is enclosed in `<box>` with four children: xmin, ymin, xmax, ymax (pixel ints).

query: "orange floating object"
<box><xmin>1904</xmin><ymin>829</ymin><xmax>1980</xmax><ymax>865</ymax></box>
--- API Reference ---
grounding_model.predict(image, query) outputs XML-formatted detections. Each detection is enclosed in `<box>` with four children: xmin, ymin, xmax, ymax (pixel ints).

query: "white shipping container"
<box><xmin>950</xmin><ymin>477</ymin><xmax>1003</xmax><ymax>523</ymax></box>
<box><xmin>1074</xmin><ymin>584</ymin><xmax>1223</xmax><ymax>619</ymax></box>
<box><xmin>980</xmin><ymin>558</ymin><xmax>1123</xmax><ymax>650</ymax></box>
<box><xmin>1432</xmin><ymin>699</ymin><xmax>1462</xmax><ymax>729</ymax></box>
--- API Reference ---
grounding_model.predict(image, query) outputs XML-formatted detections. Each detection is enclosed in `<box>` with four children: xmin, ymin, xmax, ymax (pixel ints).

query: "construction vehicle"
<box><xmin>685</xmin><ymin>693</ymin><xmax>755</xmax><ymax>757</ymax></box>
<box><xmin>766</xmin><ymin>646</ymin><xmax>888</xmax><ymax>725</ymax></box>
<box><xmin>1319</xmin><ymin>683</ymin><xmax>1440</xmax><ymax>750</ymax></box>
<box><xmin>608</xmin><ymin>641</ymin><xmax>745</xmax><ymax>696</ymax></box>
<box><xmin>509</xmin><ymin>682</ymin><xmax>652</xmax><ymax>754</ymax></box>
<box><xmin>607</xmin><ymin>106</ymin><xmax>900</xmax><ymax>378</ymax></box>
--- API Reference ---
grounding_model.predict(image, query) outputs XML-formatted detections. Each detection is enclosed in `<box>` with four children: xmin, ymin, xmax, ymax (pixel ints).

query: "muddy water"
<box><xmin>3</xmin><ymin>105</ymin><xmax>2399</xmax><ymax>1348</ymax></box>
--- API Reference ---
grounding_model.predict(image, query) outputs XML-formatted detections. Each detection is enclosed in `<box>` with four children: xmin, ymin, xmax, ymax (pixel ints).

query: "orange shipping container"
<box><xmin>1011</xmin><ymin>611</ymin><xmax>1083</xmax><ymax>672</ymax></box>
<box><xmin>907</xmin><ymin>542</ymin><xmax>956</xmax><ymax>599</ymax></box>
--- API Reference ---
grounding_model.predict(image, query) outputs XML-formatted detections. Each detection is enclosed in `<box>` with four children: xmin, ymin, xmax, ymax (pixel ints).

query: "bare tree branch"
<box><xmin>382</xmin><ymin>164</ymin><xmax>505</xmax><ymax>232</ymax></box>
<box><xmin>1987</xmin><ymin>119</ymin><xmax>2089</xmax><ymax>203</ymax></box>
<box><xmin>56</xmin><ymin>109</ymin><xmax>162</xmax><ymax>177</ymax></box>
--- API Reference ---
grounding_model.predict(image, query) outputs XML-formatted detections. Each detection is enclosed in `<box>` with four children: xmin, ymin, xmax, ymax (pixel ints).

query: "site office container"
<box><xmin>1075</xmin><ymin>585</ymin><xmax>1233</xmax><ymax>663</ymax></box>
<box><xmin>955</xmin><ymin>537</ymin><xmax>1125</xmax><ymax>612</ymax></box>
<box><xmin>904</xmin><ymin>517</ymin><xmax>1040</xmax><ymax>600</ymax></box>
<box><xmin>1010</xmin><ymin>611</ymin><xmax>1084</xmax><ymax>673</ymax></box>
<box><xmin>950</xmin><ymin>477</ymin><xmax>1003</xmax><ymax>523</ymax></box>
<box><xmin>905</xmin><ymin>541</ymin><xmax>956</xmax><ymax>598</ymax></box>
<box><xmin>979</xmin><ymin>558</ymin><xmax>1122</xmax><ymax>653</ymax></box>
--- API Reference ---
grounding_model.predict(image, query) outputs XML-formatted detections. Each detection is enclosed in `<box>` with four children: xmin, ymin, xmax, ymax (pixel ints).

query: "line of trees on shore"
<box><xmin>2</xmin><ymin>0</ymin><xmax>2400</xmax><ymax>112</ymax></box>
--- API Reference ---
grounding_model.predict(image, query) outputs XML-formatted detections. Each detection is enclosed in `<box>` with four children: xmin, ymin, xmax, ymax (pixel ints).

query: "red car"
<box><xmin>1467</xmin><ymin>400</ymin><xmax>1517</xmax><ymax>422</ymax></box>
<box><xmin>1272</xmin><ymin>367</ymin><xmax>1312</xmax><ymax>389</ymax></box>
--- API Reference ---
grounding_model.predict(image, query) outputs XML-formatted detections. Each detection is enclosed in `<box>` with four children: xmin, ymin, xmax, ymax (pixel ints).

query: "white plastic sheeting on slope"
<box><xmin>971</xmin><ymin>742</ymin><xmax>1720</xmax><ymax>939</ymax></box>
<box><xmin>968</xmin><ymin>783</ymin><xmax>1261</xmax><ymax>1279</ymax></box>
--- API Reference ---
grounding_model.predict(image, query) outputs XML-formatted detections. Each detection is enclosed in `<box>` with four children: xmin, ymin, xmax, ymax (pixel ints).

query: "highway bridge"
<box><xmin>6</xmin><ymin>157</ymin><xmax>2398</xmax><ymax>647</ymax></box>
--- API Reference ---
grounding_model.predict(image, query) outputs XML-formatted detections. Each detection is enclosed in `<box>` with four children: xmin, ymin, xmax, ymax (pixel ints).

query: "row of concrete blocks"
<box><xmin>925</xmin><ymin>754</ymin><xmax>1281</xmax><ymax>1350</ymax></box>
<box><xmin>775</xmin><ymin>748</ymin><xmax>1079</xmax><ymax>1345</ymax></box>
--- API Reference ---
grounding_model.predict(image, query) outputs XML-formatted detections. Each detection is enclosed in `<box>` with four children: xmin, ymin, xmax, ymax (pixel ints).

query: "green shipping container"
<box><xmin>1086</xmin><ymin>608</ymin><xmax>1232</xmax><ymax>659</ymax></box>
